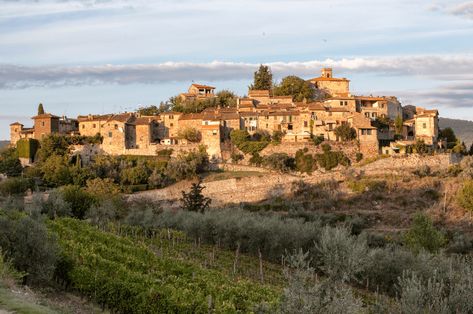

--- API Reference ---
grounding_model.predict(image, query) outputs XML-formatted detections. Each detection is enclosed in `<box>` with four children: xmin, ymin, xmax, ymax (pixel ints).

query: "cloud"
<box><xmin>450</xmin><ymin>1</ymin><xmax>473</xmax><ymax>19</ymax></box>
<box><xmin>1</xmin><ymin>55</ymin><xmax>473</xmax><ymax>89</ymax></box>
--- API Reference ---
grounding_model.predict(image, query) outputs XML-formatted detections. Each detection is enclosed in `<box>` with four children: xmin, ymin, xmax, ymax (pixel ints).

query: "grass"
<box><xmin>0</xmin><ymin>285</ymin><xmax>59</xmax><ymax>314</ymax></box>
<box><xmin>202</xmin><ymin>171</ymin><xmax>263</xmax><ymax>183</ymax></box>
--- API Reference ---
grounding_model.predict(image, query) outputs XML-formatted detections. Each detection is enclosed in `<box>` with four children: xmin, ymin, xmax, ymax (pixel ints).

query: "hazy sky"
<box><xmin>1</xmin><ymin>0</ymin><xmax>473</xmax><ymax>140</ymax></box>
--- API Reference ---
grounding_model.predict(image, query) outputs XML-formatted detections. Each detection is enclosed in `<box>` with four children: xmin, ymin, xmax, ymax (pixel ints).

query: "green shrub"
<box><xmin>271</xmin><ymin>130</ymin><xmax>284</xmax><ymax>144</ymax></box>
<box><xmin>177</xmin><ymin>127</ymin><xmax>201</xmax><ymax>142</ymax></box>
<box><xmin>249</xmin><ymin>153</ymin><xmax>264</xmax><ymax>166</ymax></box>
<box><xmin>230</xmin><ymin>151</ymin><xmax>244</xmax><ymax>163</ymax></box>
<box><xmin>403</xmin><ymin>213</ymin><xmax>446</xmax><ymax>254</ymax></box>
<box><xmin>164</xmin><ymin>147</ymin><xmax>209</xmax><ymax>181</ymax></box>
<box><xmin>120</xmin><ymin>165</ymin><xmax>149</xmax><ymax>185</ymax></box>
<box><xmin>295</xmin><ymin>149</ymin><xmax>317</xmax><ymax>174</ymax></box>
<box><xmin>60</xmin><ymin>185</ymin><xmax>95</xmax><ymax>219</ymax></box>
<box><xmin>180</xmin><ymin>180</ymin><xmax>211</xmax><ymax>213</ymax></box>
<box><xmin>347</xmin><ymin>179</ymin><xmax>387</xmax><ymax>194</ymax></box>
<box><xmin>315</xmin><ymin>144</ymin><xmax>350</xmax><ymax>170</ymax></box>
<box><xmin>355</xmin><ymin>152</ymin><xmax>363</xmax><ymax>162</ymax></box>
<box><xmin>0</xmin><ymin>177</ymin><xmax>34</xmax><ymax>196</ymax></box>
<box><xmin>413</xmin><ymin>165</ymin><xmax>431</xmax><ymax>177</ymax></box>
<box><xmin>334</xmin><ymin>124</ymin><xmax>357</xmax><ymax>141</ymax></box>
<box><xmin>40</xmin><ymin>154</ymin><xmax>73</xmax><ymax>186</ymax></box>
<box><xmin>312</xmin><ymin>135</ymin><xmax>324</xmax><ymax>146</ymax></box>
<box><xmin>457</xmin><ymin>180</ymin><xmax>473</xmax><ymax>214</ymax></box>
<box><xmin>263</xmin><ymin>153</ymin><xmax>295</xmax><ymax>172</ymax></box>
<box><xmin>0</xmin><ymin>148</ymin><xmax>23</xmax><ymax>177</ymax></box>
<box><xmin>230</xmin><ymin>130</ymin><xmax>268</xmax><ymax>155</ymax></box>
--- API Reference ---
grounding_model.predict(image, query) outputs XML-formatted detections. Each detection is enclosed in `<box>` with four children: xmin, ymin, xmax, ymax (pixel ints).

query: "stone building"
<box><xmin>414</xmin><ymin>107</ymin><xmax>439</xmax><ymax>146</ymax></box>
<box><xmin>308</xmin><ymin>68</ymin><xmax>350</xmax><ymax>97</ymax></box>
<box><xmin>10</xmin><ymin>107</ymin><xmax>78</xmax><ymax>145</ymax></box>
<box><xmin>179</xmin><ymin>83</ymin><xmax>216</xmax><ymax>101</ymax></box>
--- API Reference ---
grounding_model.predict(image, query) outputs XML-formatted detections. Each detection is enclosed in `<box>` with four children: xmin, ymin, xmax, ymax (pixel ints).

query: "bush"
<box><xmin>347</xmin><ymin>179</ymin><xmax>387</xmax><ymax>194</ymax></box>
<box><xmin>31</xmin><ymin>190</ymin><xmax>72</xmax><ymax>219</ymax></box>
<box><xmin>0</xmin><ymin>148</ymin><xmax>23</xmax><ymax>177</ymax></box>
<box><xmin>403</xmin><ymin>213</ymin><xmax>446</xmax><ymax>254</ymax></box>
<box><xmin>0</xmin><ymin>177</ymin><xmax>34</xmax><ymax>196</ymax></box>
<box><xmin>177</xmin><ymin>127</ymin><xmax>201</xmax><ymax>143</ymax></box>
<box><xmin>271</xmin><ymin>131</ymin><xmax>284</xmax><ymax>144</ymax></box>
<box><xmin>315</xmin><ymin>144</ymin><xmax>350</xmax><ymax>170</ymax></box>
<box><xmin>249</xmin><ymin>153</ymin><xmax>264</xmax><ymax>166</ymax></box>
<box><xmin>230</xmin><ymin>130</ymin><xmax>269</xmax><ymax>155</ymax></box>
<box><xmin>120</xmin><ymin>165</ymin><xmax>149</xmax><ymax>185</ymax></box>
<box><xmin>315</xmin><ymin>226</ymin><xmax>368</xmax><ymax>282</ymax></box>
<box><xmin>413</xmin><ymin>165</ymin><xmax>431</xmax><ymax>177</ymax></box>
<box><xmin>414</xmin><ymin>139</ymin><xmax>429</xmax><ymax>155</ymax></box>
<box><xmin>263</xmin><ymin>153</ymin><xmax>295</xmax><ymax>172</ymax></box>
<box><xmin>180</xmin><ymin>180</ymin><xmax>211</xmax><ymax>213</ymax></box>
<box><xmin>85</xmin><ymin>178</ymin><xmax>121</xmax><ymax>200</ymax></box>
<box><xmin>165</xmin><ymin>147</ymin><xmax>208</xmax><ymax>181</ymax></box>
<box><xmin>60</xmin><ymin>185</ymin><xmax>95</xmax><ymax>219</ymax></box>
<box><xmin>355</xmin><ymin>152</ymin><xmax>363</xmax><ymax>162</ymax></box>
<box><xmin>230</xmin><ymin>152</ymin><xmax>244</xmax><ymax>164</ymax></box>
<box><xmin>457</xmin><ymin>180</ymin><xmax>473</xmax><ymax>214</ymax></box>
<box><xmin>40</xmin><ymin>154</ymin><xmax>73</xmax><ymax>186</ymax></box>
<box><xmin>16</xmin><ymin>138</ymin><xmax>40</xmax><ymax>161</ymax></box>
<box><xmin>295</xmin><ymin>149</ymin><xmax>317</xmax><ymax>174</ymax></box>
<box><xmin>312</xmin><ymin>135</ymin><xmax>324</xmax><ymax>146</ymax></box>
<box><xmin>334</xmin><ymin>124</ymin><xmax>357</xmax><ymax>141</ymax></box>
<box><xmin>0</xmin><ymin>216</ymin><xmax>58</xmax><ymax>285</ymax></box>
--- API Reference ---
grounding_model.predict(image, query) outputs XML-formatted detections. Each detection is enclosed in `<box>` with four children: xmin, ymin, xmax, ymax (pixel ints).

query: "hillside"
<box><xmin>0</xmin><ymin>141</ymin><xmax>8</xmax><ymax>149</ymax></box>
<box><xmin>439</xmin><ymin>117</ymin><xmax>473</xmax><ymax>146</ymax></box>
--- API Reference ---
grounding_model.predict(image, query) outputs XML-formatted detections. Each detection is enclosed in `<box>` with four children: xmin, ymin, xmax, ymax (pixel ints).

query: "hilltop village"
<box><xmin>10</xmin><ymin>68</ymin><xmax>439</xmax><ymax>160</ymax></box>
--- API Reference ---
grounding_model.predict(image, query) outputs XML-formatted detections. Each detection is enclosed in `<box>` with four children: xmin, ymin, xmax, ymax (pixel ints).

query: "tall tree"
<box><xmin>394</xmin><ymin>115</ymin><xmax>403</xmax><ymax>135</ymax></box>
<box><xmin>37</xmin><ymin>103</ymin><xmax>45</xmax><ymax>115</ymax></box>
<box><xmin>249</xmin><ymin>65</ymin><xmax>273</xmax><ymax>90</ymax></box>
<box><xmin>273</xmin><ymin>76</ymin><xmax>315</xmax><ymax>102</ymax></box>
<box><xmin>216</xmin><ymin>90</ymin><xmax>237</xmax><ymax>108</ymax></box>
<box><xmin>180</xmin><ymin>179</ymin><xmax>211</xmax><ymax>213</ymax></box>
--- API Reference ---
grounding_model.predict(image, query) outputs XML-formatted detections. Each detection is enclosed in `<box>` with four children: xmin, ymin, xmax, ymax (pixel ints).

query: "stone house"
<box><xmin>10</xmin><ymin>109</ymin><xmax>79</xmax><ymax>145</ymax></box>
<box><xmin>179</xmin><ymin>83</ymin><xmax>216</xmax><ymax>101</ymax></box>
<box><xmin>308</xmin><ymin>68</ymin><xmax>350</xmax><ymax>97</ymax></box>
<box><xmin>414</xmin><ymin>108</ymin><xmax>439</xmax><ymax>146</ymax></box>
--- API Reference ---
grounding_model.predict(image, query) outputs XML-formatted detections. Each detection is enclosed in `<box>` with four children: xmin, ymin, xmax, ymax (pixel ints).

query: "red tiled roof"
<box><xmin>191</xmin><ymin>83</ymin><xmax>216</xmax><ymax>89</ymax></box>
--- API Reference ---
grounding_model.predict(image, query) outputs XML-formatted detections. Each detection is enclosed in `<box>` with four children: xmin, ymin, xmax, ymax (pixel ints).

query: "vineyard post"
<box><xmin>258</xmin><ymin>248</ymin><xmax>264</xmax><ymax>283</ymax></box>
<box><xmin>233</xmin><ymin>242</ymin><xmax>240</xmax><ymax>275</ymax></box>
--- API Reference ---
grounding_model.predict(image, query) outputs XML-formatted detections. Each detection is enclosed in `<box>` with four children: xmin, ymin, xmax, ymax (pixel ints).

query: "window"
<box><xmin>108</xmin><ymin>131</ymin><xmax>112</xmax><ymax>138</ymax></box>
<box><xmin>345</xmin><ymin>101</ymin><xmax>348</xmax><ymax>106</ymax></box>
<box><xmin>41</xmin><ymin>121</ymin><xmax>45</xmax><ymax>127</ymax></box>
<box><xmin>340</xmin><ymin>101</ymin><xmax>343</xmax><ymax>106</ymax></box>
<box><xmin>212</xmin><ymin>130</ymin><xmax>217</xmax><ymax>135</ymax></box>
<box><xmin>82</xmin><ymin>125</ymin><xmax>85</xmax><ymax>129</ymax></box>
<box><xmin>169</xmin><ymin>115</ymin><xmax>174</xmax><ymax>119</ymax></box>
<box><xmin>93</xmin><ymin>123</ymin><xmax>96</xmax><ymax>128</ymax></box>
<box><xmin>266</xmin><ymin>123</ymin><xmax>268</xmax><ymax>128</ymax></box>
<box><xmin>266</xmin><ymin>116</ymin><xmax>269</xmax><ymax>120</ymax></box>
<box><xmin>170</xmin><ymin>123</ymin><xmax>173</xmax><ymax>127</ymax></box>
<box><xmin>423</xmin><ymin>123</ymin><xmax>427</xmax><ymax>129</ymax></box>
<box><xmin>304</xmin><ymin>121</ymin><xmax>308</xmax><ymax>127</ymax></box>
<box><xmin>288</xmin><ymin>124</ymin><xmax>293</xmax><ymax>130</ymax></box>
<box><xmin>289</xmin><ymin>116</ymin><xmax>292</xmax><ymax>122</ymax></box>
<box><xmin>274</xmin><ymin>116</ymin><xmax>277</xmax><ymax>121</ymax></box>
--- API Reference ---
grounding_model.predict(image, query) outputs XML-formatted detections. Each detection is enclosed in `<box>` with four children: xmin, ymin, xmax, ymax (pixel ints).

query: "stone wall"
<box><xmin>260</xmin><ymin>141</ymin><xmax>359</xmax><ymax>161</ymax></box>
<box><xmin>360</xmin><ymin>153</ymin><xmax>455</xmax><ymax>174</ymax></box>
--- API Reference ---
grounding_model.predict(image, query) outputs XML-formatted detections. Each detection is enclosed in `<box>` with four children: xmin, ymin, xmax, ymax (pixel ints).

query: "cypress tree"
<box><xmin>38</xmin><ymin>103</ymin><xmax>45</xmax><ymax>115</ymax></box>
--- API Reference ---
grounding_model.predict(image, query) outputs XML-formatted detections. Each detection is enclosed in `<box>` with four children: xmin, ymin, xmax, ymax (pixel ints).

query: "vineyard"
<box><xmin>48</xmin><ymin>218</ymin><xmax>280</xmax><ymax>313</ymax></box>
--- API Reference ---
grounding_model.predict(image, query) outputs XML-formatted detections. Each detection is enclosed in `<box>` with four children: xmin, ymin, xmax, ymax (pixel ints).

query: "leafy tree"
<box><xmin>137</xmin><ymin>103</ymin><xmax>171</xmax><ymax>116</ymax></box>
<box><xmin>230</xmin><ymin>130</ymin><xmax>269</xmax><ymax>155</ymax></box>
<box><xmin>249</xmin><ymin>65</ymin><xmax>272</xmax><ymax>91</ymax></box>
<box><xmin>439</xmin><ymin>127</ymin><xmax>457</xmax><ymax>148</ymax></box>
<box><xmin>178</xmin><ymin>127</ymin><xmax>201</xmax><ymax>143</ymax></box>
<box><xmin>403</xmin><ymin>213</ymin><xmax>446</xmax><ymax>254</ymax></box>
<box><xmin>271</xmin><ymin>130</ymin><xmax>284</xmax><ymax>144</ymax></box>
<box><xmin>394</xmin><ymin>115</ymin><xmax>403</xmax><ymax>135</ymax></box>
<box><xmin>452</xmin><ymin>140</ymin><xmax>467</xmax><ymax>154</ymax></box>
<box><xmin>40</xmin><ymin>154</ymin><xmax>73</xmax><ymax>186</ymax></box>
<box><xmin>315</xmin><ymin>144</ymin><xmax>350</xmax><ymax>170</ymax></box>
<box><xmin>60</xmin><ymin>185</ymin><xmax>95</xmax><ymax>219</ymax></box>
<box><xmin>0</xmin><ymin>148</ymin><xmax>22</xmax><ymax>177</ymax></box>
<box><xmin>37</xmin><ymin>103</ymin><xmax>45</xmax><ymax>115</ymax></box>
<box><xmin>36</xmin><ymin>134</ymin><xmax>70</xmax><ymax>162</ymax></box>
<box><xmin>0</xmin><ymin>177</ymin><xmax>34</xmax><ymax>196</ymax></box>
<box><xmin>180</xmin><ymin>180</ymin><xmax>211</xmax><ymax>213</ymax></box>
<box><xmin>216</xmin><ymin>90</ymin><xmax>237</xmax><ymax>108</ymax></box>
<box><xmin>0</xmin><ymin>216</ymin><xmax>58</xmax><ymax>285</ymax></box>
<box><xmin>334</xmin><ymin>124</ymin><xmax>357</xmax><ymax>141</ymax></box>
<box><xmin>273</xmin><ymin>75</ymin><xmax>315</xmax><ymax>102</ymax></box>
<box><xmin>165</xmin><ymin>147</ymin><xmax>209</xmax><ymax>181</ymax></box>
<box><xmin>85</xmin><ymin>178</ymin><xmax>121</xmax><ymax>200</ymax></box>
<box><xmin>413</xmin><ymin>139</ymin><xmax>429</xmax><ymax>155</ymax></box>
<box><xmin>120</xmin><ymin>165</ymin><xmax>149</xmax><ymax>185</ymax></box>
<box><xmin>312</xmin><ymin>135</ymin><xmax>324</xmax><ymax>146</ymax></box>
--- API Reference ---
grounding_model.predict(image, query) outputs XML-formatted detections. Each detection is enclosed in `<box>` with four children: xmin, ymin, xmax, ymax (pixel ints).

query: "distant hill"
<box><xmin>0</xmin><ymin>140</ymin><xmax>9</xmax><ymax>149</ymax></box>
<box><xmin>439</xmin><ymin>117</ymin><xmax>473</xmax><ymax>146</ymax></box>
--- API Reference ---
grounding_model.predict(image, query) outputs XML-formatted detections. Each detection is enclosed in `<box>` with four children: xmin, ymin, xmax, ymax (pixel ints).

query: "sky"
<box><xmin>1</xmin><ymin>0</ymin><xmax>473</xmax><ymax>140</ymax></box>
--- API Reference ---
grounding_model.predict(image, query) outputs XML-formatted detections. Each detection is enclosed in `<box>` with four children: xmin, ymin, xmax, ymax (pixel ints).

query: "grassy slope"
<box><xmin>0</xmin><ymin>285</ymin><xmax>58</xmax><ymax>314</ymax></box>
